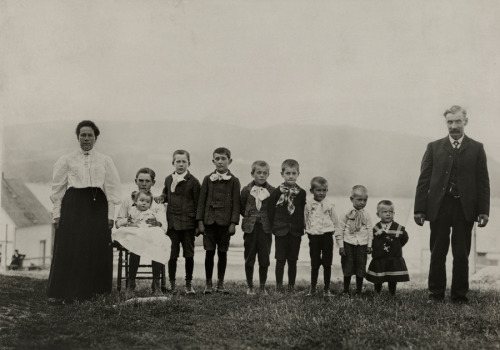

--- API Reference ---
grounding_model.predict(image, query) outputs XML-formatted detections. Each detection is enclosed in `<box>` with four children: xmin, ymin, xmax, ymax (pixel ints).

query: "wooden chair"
<box><xmin>114</xmin><ymin>243</ymin><xmax>167</xmax><ymax>293</ymax></box>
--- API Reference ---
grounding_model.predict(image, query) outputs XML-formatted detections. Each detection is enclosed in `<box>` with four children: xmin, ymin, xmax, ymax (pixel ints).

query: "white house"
<box><xmin>0</xmin><ymin>177</ymin><xmax>53</xmax><ymax>270</ymax></box>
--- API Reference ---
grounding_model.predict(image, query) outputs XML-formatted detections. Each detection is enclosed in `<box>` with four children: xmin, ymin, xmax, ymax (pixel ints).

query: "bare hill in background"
<box><xmin>4</xmin><ymin>121</ymin><xmax>500</xmax><ymax>197</ymax></box>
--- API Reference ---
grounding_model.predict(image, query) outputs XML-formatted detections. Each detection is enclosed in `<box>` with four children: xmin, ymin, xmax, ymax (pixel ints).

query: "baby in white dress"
<box><xmin>113</xmin><ymin>190</ymin><xmax>169</xmax><ymax>264</ymax></box>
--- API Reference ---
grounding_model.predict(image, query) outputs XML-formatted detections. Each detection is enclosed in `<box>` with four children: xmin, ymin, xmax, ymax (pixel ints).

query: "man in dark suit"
<box><xmin>414</xmin><ymin>105</ymin><xmax>490</xmax><ymax>303</ymax></box>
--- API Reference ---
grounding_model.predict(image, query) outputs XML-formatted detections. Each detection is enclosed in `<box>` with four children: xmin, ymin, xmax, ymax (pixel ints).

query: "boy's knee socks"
<box><xmin>356</xmin><ymin>276</ymin><xmax>364</xmax><ymax>293</ymax></box>
<box><xmin>185</xmin><ymin>257</ymin><xmax>194</xmax><ymax>281</ymax></box>
<box><xmin>168</xmin><ymin>258</ymin><xmax>177</xmax><ymax>281</ymax></box>
<box><xmin>275</xmin><ymin>260</ymin><xmax>285</xmax><ymax>285</ymax></box>
<box><xmin>245</xmin><ymin>265</ymin><xmax>254</xmax><ymax>287</ymax></box>
<box><xmin>287</xmin><ymin>259</ymin><xmax>297</xmax><ymax>286</ymax></box>
<box><xmin>129</xmin><ymin>254</ymin><xmax>140</xmax><ymax>280</ymax></box>
<box><xmin>311</xmin><ymin>267</ymin><xmax>319</xmax><ymax>287</ymax></box>
<box><xmin>259</xmin><ymin>266</ymin><xmax>268</xmax><ymax>285</ymax></box>
<box><xmin>152</xmin><ymin>262</ymin><xmax>162</xmax><ymax>279</ymax></box>
<box><xmin>323</xmin><ymin>266</ymin><xmax>331</xmax><ymax>289</ymax></box>
<box><xmin>205</xmin><ymin>251</ymin><xmax>216</xmax><ymax>280</ymax></box>
<box><xmin>217</xmin><ymin>251</ymin><xmax>227</xmax><ymax>281</ymax></box>
<box><xmin>343</xmin><ymin>276</ymin><xmax>351</xmax><ymax>292</ymax></box>
<box><xmin>388</xmin><ymin>282</ymin><xmax>397</xmax><ymax>295</ymax></box>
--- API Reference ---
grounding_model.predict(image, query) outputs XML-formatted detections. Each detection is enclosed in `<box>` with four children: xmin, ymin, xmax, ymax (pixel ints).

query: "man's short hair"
<box><xmin>351</xmin><ymin>185</ymin><xmax>368</xmax><ymax>197</ymax></box>
<box><xmin>251</xmin><ymin>160</ymin><xmax>270</xmax><ymax>174</ymax></box>
<box><xmin>281</xmin><ymin>159</ymin><xmax>300</xmax><ymax>172</ymax></box>
<box><xmin>377</xmin><ymin>200</ymin><xmax>394</xmax><ymax>211</ymax></box>
<box><xmin>443</xmin><ymin>105</ymin><xmax>467</xmax><ymax>118</ymax></box>
<box><xmin>310</xmin><ymin>176</ymin><xmax>328</xmax><ymax>189</ymax></box>
<box><xmin>172</xmin><ymin>150</ymin><xmax>190</xmax><ymax>163</ymax></box>
<box><xmin>213</xmin><ymin>147</ymin><xmax>231</xmax><ymax>159</ymax></box>
<box><xmin>135</xmin><ymin>167</ymin><xmax>156</xmax><ymax>181</ymax></box>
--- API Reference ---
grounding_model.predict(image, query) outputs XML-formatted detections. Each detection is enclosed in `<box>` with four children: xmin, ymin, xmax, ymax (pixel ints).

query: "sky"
<box><xmin>1</xmin><ymin>0</ymin><xmax>499</xmax><ymax>159</ymax></box>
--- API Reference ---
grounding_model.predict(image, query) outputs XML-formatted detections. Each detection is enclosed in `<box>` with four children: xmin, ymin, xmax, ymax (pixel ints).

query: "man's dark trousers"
<box><xmin>429</xmin><ymin>195</ymin><xmax>474</xmax><ymax>300</ymax></box>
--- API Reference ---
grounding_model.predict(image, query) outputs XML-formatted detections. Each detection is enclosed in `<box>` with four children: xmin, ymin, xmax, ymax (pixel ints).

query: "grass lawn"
<box><xmin>1</xmin><ymin>275</ymin><xmax>499</xmax><ymax>349</ymax></box>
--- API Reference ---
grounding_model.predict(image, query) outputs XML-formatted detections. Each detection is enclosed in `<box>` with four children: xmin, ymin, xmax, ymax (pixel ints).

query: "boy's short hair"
<box><xmin>351</xmin><ymin>185</ymin><xmax>368</xmax><ymax>197</ymax></box>
<box><xmin>377</xmin><ymin>200</ymin><xmax>394</xmax><ymax>211</ymax></box>
<box><xmin>310</xmin><ymin>176</ymin><xmax>328</xmax><ymax>189</ymax></box>
<box><xmin>76</xmin><ymin>120</ymin><xmax>100</xmax><ymax>138</ymax></box>
<box><xmin>251</xmin><ymin>160</ymin><xmax>270</xmax><ymax>174</ymax></box>
<box><xmin>135</xmin><ymin>189</ymin><xmax>153</xmax><ymax>203</ymax></box>
<box><xmin>135</xmin><ymin>167</ymin><xmax>156</xmax><ymax>181</ymax></box>
<box><xmin>172</xmin><ymin>150</ymin><xmax>191</xmax><ymax>163</ymax></box>
<box><xmin>213</xmin><ymin>147</ymin><xmax>231</xmax><ymax>159</ymax></box>
<box><xmin>281</xmin><ymin>159</ymin><xmax>300</xmax><ymax>172</ymax></box>
<box><xmin>443</xmin><ymin>105</ymin><xmax>466</xmax><ymax>118</ymax></box>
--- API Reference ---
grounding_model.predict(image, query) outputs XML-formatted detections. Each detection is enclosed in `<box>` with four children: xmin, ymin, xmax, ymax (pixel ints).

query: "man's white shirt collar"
<box><xmin>449</xmin><ymin>135</ymin><xmax>464</xmax><ymax>148</ymax></box>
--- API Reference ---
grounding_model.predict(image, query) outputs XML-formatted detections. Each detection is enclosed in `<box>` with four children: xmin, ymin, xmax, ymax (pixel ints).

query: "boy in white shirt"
<box><xmin>304</xmin><ymin>177</ymin><xmax>339</xmax><ymax>297</ymax></box>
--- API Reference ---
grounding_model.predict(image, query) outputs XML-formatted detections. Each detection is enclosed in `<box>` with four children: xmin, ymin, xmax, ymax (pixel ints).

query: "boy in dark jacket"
<box><xmin>267</xmin><ymin>159</ymin><xmax>306</xmax><ymax>293</ymax></box>
<box><xmin>197</xmin><ymin>147</ymin><xmax>241</xmax><ymax>294</ymax></box>
<box><xmin>159</xmin><ymin>150</ymin><xmax>201</xmax><ymax>295</ymax></box>
<box><xmin>240</xmin><ymin>160</ymin><xmax>275</xmax><ymax>295</ymax></box>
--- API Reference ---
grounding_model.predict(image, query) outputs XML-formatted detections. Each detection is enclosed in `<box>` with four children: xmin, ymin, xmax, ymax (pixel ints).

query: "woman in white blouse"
<box><xmin>47</xmin><ymin>120</ymin><xmax>122</xmax><ymax>304</ymax></box>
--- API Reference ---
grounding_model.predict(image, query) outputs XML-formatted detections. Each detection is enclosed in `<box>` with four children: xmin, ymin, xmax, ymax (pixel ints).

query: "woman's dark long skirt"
<box><xmin>47</xmin><ymin>188</ymin><xmax>113</xmax><ymax>301</ymax></box>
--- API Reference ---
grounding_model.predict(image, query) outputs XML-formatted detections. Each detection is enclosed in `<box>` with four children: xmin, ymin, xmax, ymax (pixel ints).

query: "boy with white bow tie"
<box><xmin>197</xmin><ymin>147</ymin><xmax>241</xmax><ymax>294</ymax></box>
<box><xmin>240</xmin><ymin>161</ymin><xmax>276</xmax><ymax>295</ymax></box>
<box><xmin>304</xmin><ymin>177</ymin><xmax>339</xmax><ymax>297</ymax></box>
<box><xmin>158</xmin><ymin>150</ymin><xmax>201</xmax><ymax>295</ymax></box>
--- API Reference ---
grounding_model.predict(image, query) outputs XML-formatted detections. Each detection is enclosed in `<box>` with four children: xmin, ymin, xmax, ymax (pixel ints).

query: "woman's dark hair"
<box><xmin>76</xmin><ymin>120</ymin><xmax>100</xmax><ymax>139</ymax></box>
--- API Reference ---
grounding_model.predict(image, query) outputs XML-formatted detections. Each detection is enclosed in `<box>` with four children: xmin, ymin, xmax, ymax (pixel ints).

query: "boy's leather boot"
<box><xmin>185</xmin><ymin>280</ymin><xmax>195</xmax><ymax>295</ymax></box>
<box><xmin>203</xmin><ymin>280</ymin><xmax>213</xmax><ymax>295</ymax></box>
<box><xmin>246</xmin><ymin>280</ymin><xmax>256</xmax><ymax>295</ymax></box>
<box><xmin>152</xmin><ymin>279</ymin><xmax>162</xmax><ymax>295</ymax></box>
<box><xmin>169</xmin><ymin>280</ymin><xmax>176</xmax><ymax>294</ymax></box>
<box><xmin>127</xmin><ymin>279</ymin><xmax>136</xmax><ymax>292</ymax></box>
<box><xmin>215</xmin><ymin>280</ymin><xmax>230</xmax><ymax>294</ymax></box>
<box><xmin>306</xmin><ymin>285</ymin><xmax>317</xmax><ymax>296</ymax></box>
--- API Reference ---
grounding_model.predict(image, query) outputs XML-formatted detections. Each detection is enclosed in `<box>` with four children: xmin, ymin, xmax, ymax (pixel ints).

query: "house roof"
<box><xmin>1</xmin><ymin>178</ymin><xmax>53</xmax><ymax>228</ymax></box>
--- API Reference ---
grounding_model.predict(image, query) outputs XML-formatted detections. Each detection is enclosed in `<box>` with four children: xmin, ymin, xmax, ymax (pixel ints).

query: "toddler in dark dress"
<box><xmin>366</xmin><ymin>200</ymin><xmax>409</xmax><ymax>295</ymax></box>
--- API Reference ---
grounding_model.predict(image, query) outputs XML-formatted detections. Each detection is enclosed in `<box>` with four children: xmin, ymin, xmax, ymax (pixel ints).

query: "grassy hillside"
<box><xmin>5</xmin><ymin>120</ymin><xmax>500</xmax><ymax>197</ymax></box>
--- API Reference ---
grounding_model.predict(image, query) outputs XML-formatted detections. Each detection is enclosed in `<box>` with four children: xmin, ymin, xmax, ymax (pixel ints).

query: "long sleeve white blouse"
<box><xmin>50</xmin><ymin>149</ymin><xmax>122</xmax><ymax>221</ymax></box>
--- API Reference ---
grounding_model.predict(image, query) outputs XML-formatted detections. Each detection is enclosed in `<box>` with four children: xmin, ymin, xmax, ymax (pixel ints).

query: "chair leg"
<box><xmin>125</xmin><ymin>251</ymin><xmax>129</xmax><ymax>289</ymax></box>
<box><xmin>117</xmin><ymin>248</ymin><xmax>123</xmax><ymax>292</ymax></box>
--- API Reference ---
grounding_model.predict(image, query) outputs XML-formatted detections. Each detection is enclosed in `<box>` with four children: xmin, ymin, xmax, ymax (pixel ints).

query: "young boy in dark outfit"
<box><xmin>240</xmin><ymin>160</ymin><xmax>275</xmax><ymax>295</ymax></box>
<box><xmin>267</xmin><ymin>159</ymin><xmax>306</xmax><ymax>293</ymax></box>
<box><xmin>158</xmin><ymin>150</ymin><xmax>201</xmax><ymax>295</ymax></box>
<box><xmin>197</xmin><ymin>147</ymin><xmax>241</xmax><ymax>294</ymax></box>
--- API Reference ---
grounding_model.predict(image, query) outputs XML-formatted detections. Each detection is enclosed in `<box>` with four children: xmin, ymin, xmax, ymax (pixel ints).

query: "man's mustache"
<box><xmin>450</xmin><ymin>128</ymin><xmax>461</xmax><ymax>133</ymax></box>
